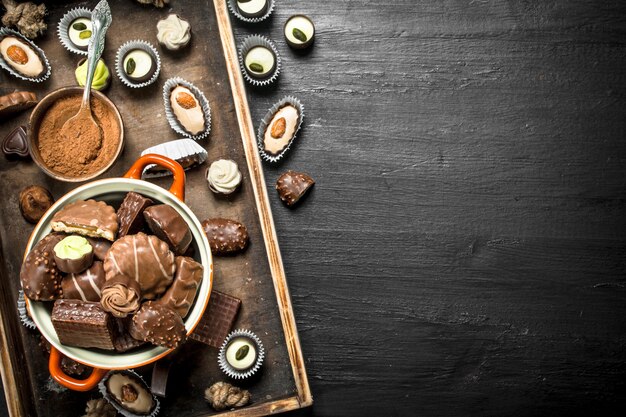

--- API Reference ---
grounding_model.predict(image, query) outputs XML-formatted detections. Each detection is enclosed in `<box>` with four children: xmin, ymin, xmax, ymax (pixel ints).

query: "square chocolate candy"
<box><xmin>51</xmin><ymin>299</ymin><xmax>117</xmax><ymax>350</ymax></box>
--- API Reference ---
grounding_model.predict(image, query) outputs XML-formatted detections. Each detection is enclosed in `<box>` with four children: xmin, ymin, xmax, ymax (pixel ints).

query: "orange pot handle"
<box><xmin>123</xmin><ymin>154</ymin><xmax>186</xmax><ymax>202</ymax></box>
<box><xmin>49</xmin><ymin>346</ymin><xmax>108</xmax><ymax>391</ymax></box>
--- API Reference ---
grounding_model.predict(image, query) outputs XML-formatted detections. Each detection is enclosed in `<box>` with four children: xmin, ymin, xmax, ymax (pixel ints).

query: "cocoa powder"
<box><xmin>38</xmin><ymin>95</ymin><xmax>121</xmax><ymax>177</ymax></box>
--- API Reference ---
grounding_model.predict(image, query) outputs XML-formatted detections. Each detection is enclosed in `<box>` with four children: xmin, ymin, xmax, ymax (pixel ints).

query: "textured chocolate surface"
<box><xmin>0</xmin><ymin>91</ymin><xmax>37</xmax><ymax>120</ymax></box>
<box><xmin>61</xmin><ymin>260</ymin><xmax>106</xmax><ymax>302</ymax></box>
<box><xmin>51</xmin><ymin>299</ymin><xmax>117</xmax><ymax>350</ymax></box>
<box><xmin>20</xmin><ymin>233</ymin><xmax>64</xmax><ymax>300</ymax></box>
<box><xmin>112</xmin><ymin>318</ymin><xmax>146</xmax><ymax>353</ymax></box>
<box><xmin>2</xmin><ymin>125</ymin><xmax>29</xmax><ymax>158</ymax></box>
<box><xmin>104</xmin><ymin>232</ymin><xmax>175</xmax><ymax>300</ymax></box>
<box><xmin>143</xmin><ymin>204</ymin><xmax>192</xmax><ymax>255</ymax></box>
<box><xmin>129</xmin><ymin>301</ymin><xmax>186</xmax><ymax>349</ymax></box>
<box><xmin>85</xmin><ymin>237</ymin><xmax>112</xmax><ymax>261</ymax></box>
<box><xmin>100</xmin><ymin>275</ymin><xmax>142</xmax><ymax>318</ymax></box>
<box><xmin>51</xmin><ymin>200</ymin><xmax>119</xmax><ymax>241</ymax></box>
<box><xmin>201</xmin><ymin>218</ymin><xmax>249</xmax><ymax>256</ymax></box>
<box><xmin>116</xmin><ymin>192</ymin><xmax>153</xmax><ymax>238</ymax></box>
<box><xmin>19</xmin><ymin>185</ymin><xmax>53</xmax><ymax>223</ymax></box>
<box><xmin>276</xmin><ymin>170</ymin><xmax>315</xmax><ymax>207</ymax></box>
<box><xmin>190</xmin><ymin>290</ymin><xmax>241</xmax><ymax>348</ymax></box>
<box><xmin>158</xmin><ymin>256</ymin><xmax>203</xmax><ymax>319</ymax></box>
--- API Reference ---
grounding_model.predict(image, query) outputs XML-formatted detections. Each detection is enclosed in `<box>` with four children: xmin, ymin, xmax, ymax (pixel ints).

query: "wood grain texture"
<box><xmin>2</xmin><ymin>0</ymin><xmax>626</xmax><ymax>416</ymax></box>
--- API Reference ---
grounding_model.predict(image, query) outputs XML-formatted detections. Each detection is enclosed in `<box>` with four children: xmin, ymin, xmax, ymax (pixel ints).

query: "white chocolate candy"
<box><xmin>263</xmin><ymin>105</ymin><xmax>300</xmax><ymax>155</ymax></box>
<box><xmin>0</xmin><ymin>36</ymin><xmax>44</xmax><ymax>78</ymax></box>
<box><xmin>237</xmin><ymin>0</ymin><xmax>267</xmax><ymax>18</ymax></box>
<box><xmin>244</xmin><ymin>46</ymin><xmax>275</xmax><ymax>78</ymax></box>
<box><xmin>284</xmin><ymin>16</ymin><xmax>315</xmax><ymax>46</ymax></box>
<box><xmin>157</xmin><ymin>14</ymin><xmax>191</xmax><ymax>51</ymax></box>
<box><xmin>123</xmin><ymin>49</ymin><xmax>154</xmax><ymax>80</ymax></box>
<box><xmin>68</xmin><ymin>18</ymin><xmax>92</xmax><ymax>49</ymax></box>
<box><xmin>225</xmin><ymin>338</ymin><xmax>256</xmax><ymax>371</ymax></box>
<box><xmin>207</xmin><ymin>159</ymin><xmax>242</xmax><ymax>195</ymax></box>
<box><xmin>170</xmin><ymin>85</ymin><xmax>205</xmax><ymax>135</ymax></box>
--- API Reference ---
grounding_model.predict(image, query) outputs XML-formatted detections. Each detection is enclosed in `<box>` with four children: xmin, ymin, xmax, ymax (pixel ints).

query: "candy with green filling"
<box><xmin>75</xmin><ymin>58</ymin><xmax>111</xmax><ymax>91</ymax></box>
<box><xmin>53</xmin><ymin>235</ymin><xmax>94</xmax><ymax>274</ymax></box>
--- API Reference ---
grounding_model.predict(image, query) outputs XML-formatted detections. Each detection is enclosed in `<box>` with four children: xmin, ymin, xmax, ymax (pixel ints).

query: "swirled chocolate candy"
<box><xmin>201</xmin><ymin>218</ymin><xmax>249</xmax><ymax>256</ymax></box>
<box><xmin>143</xmin><ymin>204</ymin><xmax>192</xmax><ymax>255</ymax></box>
<box><xmin>51</xmin><ymin>199</ymin><xmax>119</xmax><ymax>241</ymax></box>
<box><xmin>129</xmin><ymin>301</ymin><xmax>186</xmax><ymax>349</ymax></box>
<box><xmin>104</xmin><ymin>232</ymin><xmax>175</xmax><ymax>300</ymax></box>
<box><xmin>51</xmin><ymin>299</ymin><xmax>117</xmax><ymax>350</ymax></box>
<box><xmin>117</xmin><ymin>192</ymin><xmax>153</xmax><ymax>238</ymax></box>
<box><xmin>20</xmin><ymin>233</ymin><xmax>64</xmax><ymax>300</ymax></box>
<box><xmin>158</xmin><ymin>256</ymin><xmax>203</xmax><ymax>319</ymax></box>
<box><xmin>276</xmin><ymin>170</ymin><xmax>315</xmax><ymax>207</ymax></box>
<box><xmin>62</xmin><ymin>261</ymin><xmax>106</xmax><ymax>302</ymax></box>
<box><xmin>100</xmin><ymin>275</ymin><xmax>141</xmax><ymax>318</ymax></box>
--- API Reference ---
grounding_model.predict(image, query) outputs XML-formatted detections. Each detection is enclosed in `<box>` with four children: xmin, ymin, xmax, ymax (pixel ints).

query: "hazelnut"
<box><xmin>19</xmin><ymin>185</ymin><xmax>54</xmax><ymax>224</ymax></box>
<box><xmin>121</xmin><ymin>383</ymin><xmax>139</xmax><ymax>402</ymax></box>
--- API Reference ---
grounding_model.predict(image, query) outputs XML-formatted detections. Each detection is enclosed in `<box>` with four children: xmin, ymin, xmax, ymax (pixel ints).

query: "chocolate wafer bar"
<box><xmin>51</xmin><ymin>299</ymin><xmax>117</xmax><ymax>350</ymax></box>
<box><xmin>190</xmin><ymin>290</ymin><xmax>241</xmax><ymax>348</ymax></box>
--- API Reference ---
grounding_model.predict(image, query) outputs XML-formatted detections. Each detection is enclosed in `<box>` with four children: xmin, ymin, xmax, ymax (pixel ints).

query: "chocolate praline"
<box><xmin>236</xmin><ymin>0</ymin><xmax>268</xmax><ymax>18</ymax></box>
<box><xmin>284</xmin><ymin>15</ymin><xmax>316</xmax><ymax>49</ymax></box>
<box><xmin>123</xmin><ymin>48</ymin><xmax>157</xmax><ymax>83</ymax></box>
<box><xmin>19</xmin><ymin>185</ymin><xmax>54</xmax><ymax>223</ymax></box>
<box><xmin>0</xmin><ymin>35</ymin><xmax>46</xmax><ymax>79</ymax></box>
<box><xmin>53</xmin><ymin>235</ymin><xmax>94</xmax><ymax>274</ymax></box>
<box><xmin>244</xmin><ymin>46</ymin><xmax>276</xmax><ymax>79</ymax></box>
<box><xmin>103</xmin><ymin>371</ymin><xmax>157</xmax><ymax>416</ymax></box>
<box><xmin>67</xmin><ymin>17</ymin><xmax>92</xmax><ymax>51</ymax></box>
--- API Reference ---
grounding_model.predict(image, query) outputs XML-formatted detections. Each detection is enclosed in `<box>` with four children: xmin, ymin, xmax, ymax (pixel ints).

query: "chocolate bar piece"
<box><xmin>158</xmin><ymin>256</ymin><xmax>203</xmax><ymax>319</ymax></box>
<box><xmin>51</xmin><ymin>299</ymin><xmax>117</xmax><ymax>350</ymax></box>
<box><xmin>51</xmin><ymin>200</ymin><xmax>119</xmax><ymax>241</ymax></box>
<box><xmin>116</xmin><ymin>192</ymin><xmax>153</xmax><ymax>238</ymax></box>
<box><xmin>143</xmin><ymin>204</ymin><xmax>192</xmax><ymax>255</ymax></box>
<box><xmin>190</xmin><ymin>290</ymin><xmax>241</xmax><ymax>348</ymax></box>
<box><xmin>62</xmin><ymin>261</ymin><xmax>106</xmax><ymax>302</ymax></box>
<box><xmin>20</xmin><ymin>233</ymin><xmax>64</xmax><ymax>301</ymax></box>
<box><xmin>276</xmin><ymin>170</ymin><xmax>315</xmax><ymax>207</ymax></box>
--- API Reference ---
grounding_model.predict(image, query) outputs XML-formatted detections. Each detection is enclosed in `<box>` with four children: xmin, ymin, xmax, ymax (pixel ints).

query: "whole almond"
<box><xmin>176</xmin><ymin>92</ymin><xmax>197</xmax><ymax>109</ymax></box>
<box><xmin>270</xmin><ymin>117</ymin><xmax>286</xmax><ymax>138</ymax></box>
<box><xmin>7</xmin><ymin>45</ymin><xmax>28</xmax><ymax>65</ymax></box>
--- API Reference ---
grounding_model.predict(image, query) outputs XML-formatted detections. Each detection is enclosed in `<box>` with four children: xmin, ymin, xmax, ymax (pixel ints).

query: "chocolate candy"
<box><xmin>129</xmin><ymin>301</ymin><xmax>186</xmax><ymax>349</ymax></box>
<box><xmin>2</xmin><ymin>125</ymin><xmax>29</xmax><ymax>158</ymax></box>
<box><xmin>143</xmin><ymin>204</ymin><xmax>192</xmax><ymax>255</ymax></box>
<box><xmin>201</xmin><ymin>218</ymin><xmax>249</xmax><ymax>256</ymax></box>
<box><xmin>0</xmin><ymin>91</ymin><xmax>37</xmax><ymax>120</ymax></box>
<box><xmin>100</xmin><ymin>275</ymin><xmax>141</xmax><ymax>318</ymax></box>
<box><xmin>112</xmin><ymin>318</ymin><xmax>146</xmax><ymax>353</ymax></box>
<box><xmin>104</xmin><ymin>232</ymin><xmax>175</xmax><ymax>300</ymax></box>
<box><xmin>39</xmin><ymin>336</ymin><xmax>89</xmax><ymax>378</ymax></box>
<box><xmin>158</xmin><ymin>256</ymin><xmax>203</xmax><ymax>319</ymax></box>
<box><xmin>51</xmin><ymin>299</ymin><xmax>117</xmax><ymax>350</ymax></box>
<box><xmin>276</xmin><ymin>170</ymin><xmax>314</xmax><ymax>207</ymax></box>
<box><xmin>51</xmin><ymin>199</ymin><xmax>119</xmax><ymax>241</ymax></box>
<box><xmin>53</xmin><ymin>235</ymin><xmax>94</xmax><ymax>274</ymax></box>
<box><xmin>190</xmin><ymin>290</ymin><xmax>241</xmax><ymax>348</ymax></box>
<box><xmin>62</xmin><ymin>261</ymin><xmax>106</xmax><ymax>302</ymax></box>
<box><xmin>85</xmin><ymin>237</ymin><xmax>112</xmax><ymax>261</ymax></box>
<box><xmin>103</xmin><ymin>370</ymin><xmax>157</xmax><ymax>416</ymax></box>
<box><xmin>117</xmin><ymin>191</ymin><xmax>153</xmax><ymax>238</ymax></box>
<box><xmin>20</xmin><ymin>233</ymin><xmax>64</xmax><ymax>300</ymax></box>
<box><xmin>19</xmin><ymin>185</ymin><xmax>53</xmax><ymax>223</ymax></box>
<box><xmin>151</xmin><ymin>357</ymin><xmax>172</xmax><ymax>397</ymax></box>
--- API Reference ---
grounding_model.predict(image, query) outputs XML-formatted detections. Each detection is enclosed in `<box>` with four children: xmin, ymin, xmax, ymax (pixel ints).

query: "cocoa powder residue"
<box><xmin>38</xmin><ymin>95</ymin><xmax>121</xmax><ymax>177</ymax></box>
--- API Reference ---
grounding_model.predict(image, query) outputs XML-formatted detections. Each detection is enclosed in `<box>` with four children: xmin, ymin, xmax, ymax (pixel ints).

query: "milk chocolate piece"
<box><xmin>51</xmin><ymin>299</ymin><xmax>117</xmax><ymax>350</ymax></box>
<box><xmin>51</xmin><ymin>200</ymin><xmax>119</xmax><ymax>241</ymax></box>
<box><xmin>100</xmin><ymin>275</ymin><xmax>142</xmax><ymax>318</ymax></box>
<box><xmin>62</xmin><ymin>261</ymin><xmax>106</xmax><ymax>302</ymax></box>
<box><xmin>143</xmin><ymin>204</ymin><xmax>192</xmax><ymax>255</ymax></box>
<box><xmin>0</xmin><ymin>91</ymin><xmax>37</xmax><ymax>120</ymax></box>
<box><xmin>117</xmin><ymin>192</ymin><xmax>153</xmax><ymax>238</ymax></box>
<box><xmin>2</xmin><ymin>125</ymin><xmax>29</xmax><ymax>158</ymax></box>
<box><xmin>104</xmin><ymin>232</ymin><xmax>175</xmax><ymax>300</ymax></box>
<box><xmin>86</xmin><ymin>237</ymin><xmax>112</xmax><ymax>261</ymax></box>
<box><xmin>201</xmin><ymin>218</ymin><xmax>249</xmax><ymax>256</ymax></box>
<box><xmin>20</xmin><ymin>233</ymin><xmax>64</xmax><ymax>300</ymax></box>
<box><xmin>158</xmin><ymin>256</ymin><xmax>203</xmax><ymax>319</ymax></box>
<box><xmin>276</xmin><ymin>170</ymin><xmax>315</xmax><ymax>207</ymax></box>
<box><xmin>19</xmin><ymin>185</ymin><xmax>53</xmax><ymax>223</ymax></box>
<box><xmin>104</xmin><ymin>371</ymin><xmax>156</xmax><ymax>416</ymax></box>
<box><xmin>53</xmin><ymin>235</ymin><xmax>94</xmax><ymax>274</ymax></box>
<box><xmin>129</xmin><ymin>301</ymin><xmax>186</xmax><ymax>349</ymax></box>
<box><xmin>190</xmin><ymin>290</ymin><xmax>241</xmax><ymax>348</ymax></box>
<box><xmin>113</xmin><ymin>318</ymin><xmax>146</xmax><ymax>352</ymax></box>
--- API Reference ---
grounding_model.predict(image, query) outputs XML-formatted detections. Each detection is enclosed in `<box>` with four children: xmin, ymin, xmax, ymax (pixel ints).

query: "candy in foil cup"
<box><xmin>218</xmin><ymin>329</ymin><xmax>265</xmax><ymax>380</ymax></box>
<box><xmin>162</xmin><ymin>77</ymin><xmax>212</xmax><ymax>140</ymax></box>
<box><xmin>257</xmin><ymin>96</ymin><xmax>304</xmax><ymax>163</ymax></box>
<box><xmin>238</xmin><ymin>35</ymin><xmax>281</xmax><ymax>87</ymax></box>
<box><xmin>99</xmin><ymin>370</ymin><xmax>160</xmax><ymax>417</ymax></box>
<box><xmin>227</xmin><ymin>0</ymin><xmax>275</xmax><ymax>24</ymax></box>
<box><xmin>140</xmin><ymin>139</ymin><xmax>208</xmax><ymax>178</ymax></box>
<box><xmin>115</xmin><ymin>40</ymin><xmax>161</xmax><ymax>89</ymax></box>
<box><xmin>57</xmin><ymin>7</ymin><xmax>91</xmax><ymax>56</ymax></box>
<box><xmin>17</xmin><ymin>290</ymin><xmax>36</xmax><ymax>330</ymax></box>
<box><xmin>0</xmin><ymin>28</ymin><xmax>51</xmax><ymax>83</ymax></box>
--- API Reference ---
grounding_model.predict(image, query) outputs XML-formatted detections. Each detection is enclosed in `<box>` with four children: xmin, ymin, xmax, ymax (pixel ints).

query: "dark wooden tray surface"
<box><xmin>0</xmin><ymin>1</ymin><xmax>310</xmax><ymax>416</ymax></box>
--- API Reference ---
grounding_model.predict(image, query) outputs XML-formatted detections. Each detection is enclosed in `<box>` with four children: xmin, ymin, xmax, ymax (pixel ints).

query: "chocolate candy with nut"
<box><xmin>19</xmin><ymin>185</ymin><xmax>54</xmax><ymax>224</ymax></box>
<box><xmin>20</xmin><ymin>233</ymin><xmax>64</xmax><ymax>300</ymax></box>
<box><xmin>51</xmin><ymin>199</ymin><xmax>119</xmax><ymax>241</ymax></box>
<box><xmin>276</xmin><ymin>170</ymin><xmax>315</xmax><ymax>207</ymax></box>
<box><xmin>129</xmin><ymin>301</ymin><xmax>186</xmax><ymax>349</ymax></box>
<box><xmin>143</xmin><ymin>204</ymin><xmax>192</xmax><ymax>255</ymax></box>
<box><xmin>103</xmin><ymin>370</ymin><xmax>157</xmax><ymax>416</ymax></box>
<box><xmin>201</xmin><ymin>218</ymin><xmax>249</xmax><ymax>256</ymax></box>
<box><xmin>116</xmin><ymin>191</ymin><xmax>153</xmax><ymax>238</ymax></box>
<box><xmin>62</xmin><ymin>260</ymin><xmax>106</xmax><ymax>302</ymax></box>
<box><xmin>158</xmin><ymin>256</ymin><xmax>203</xmax><ymax>319</ymax></box>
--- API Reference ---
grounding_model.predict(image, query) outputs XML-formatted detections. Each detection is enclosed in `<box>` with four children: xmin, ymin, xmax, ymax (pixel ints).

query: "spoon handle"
<box><xmin>82</xmin><ymin>0</ymin><xmax>112</xmax><ymax>107</ymax></box>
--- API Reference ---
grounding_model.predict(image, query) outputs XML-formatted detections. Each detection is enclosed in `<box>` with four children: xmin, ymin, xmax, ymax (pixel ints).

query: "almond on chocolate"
<box><xmin>276</xmin><ymin>170</ymin><xmax>315</xmax><ymax>207</ymax></box>
<box><xmin>201</xmin><ymin>218</ymin><xmax>249</xmax><ymax>256</ymax></box>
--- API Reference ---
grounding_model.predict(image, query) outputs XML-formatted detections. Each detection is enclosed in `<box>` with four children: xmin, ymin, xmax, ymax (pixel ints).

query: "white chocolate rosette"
<box><xmin>156</xmin><ymin>14</ymin><xmax>191</xmax><ymax>51</ymax></box>
<box><xmin>206</xmin><ymin>159</ymin><xmax>242</xmax><ymax>195</ymax></box>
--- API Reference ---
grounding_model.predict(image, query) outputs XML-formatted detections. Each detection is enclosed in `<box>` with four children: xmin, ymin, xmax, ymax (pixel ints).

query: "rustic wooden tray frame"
<box><xmin>0</xmin><ymin>1</ymin><xmax>312</xmax><ymax>415</ymax></box>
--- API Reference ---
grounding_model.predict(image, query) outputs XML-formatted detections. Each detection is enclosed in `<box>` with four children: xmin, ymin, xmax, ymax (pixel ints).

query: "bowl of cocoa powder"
<box><xmin>28</xmin><ymin>87</ymin><xmax>124</xmax><ymax>182</ymax></box>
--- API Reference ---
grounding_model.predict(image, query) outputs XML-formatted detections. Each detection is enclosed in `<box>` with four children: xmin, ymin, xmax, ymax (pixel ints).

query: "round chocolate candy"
<box><xmin>19</xmin><ymin>185</ymin><xmax>54</xmax><ymax>224</ymax></box>
<box><xmin>244</xmin><ymin>46</ymin><xmax>276</xmax><ymax>79</ymax></box>
<box><xmin>53</xmin><ymin>235</ymin><xmax>94</xmax><ymax>274</ymax></box>
<box><xmin>123</xmin><ymin>48</ymin><xmax>157</xmax><ymax>83</ymax></box>
<box><xmin>68</xmin><ymin>18</ymin><xmax>92</xmax><ymax>51</ymax></box>
<box><xmin>284</xmin><ymin>15</ymin><xmax>315</xmax><ymax>49</ymax></box>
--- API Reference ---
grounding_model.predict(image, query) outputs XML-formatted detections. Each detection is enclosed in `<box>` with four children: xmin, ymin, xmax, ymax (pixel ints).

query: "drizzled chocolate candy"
<box><xmin>61</xmin><ymin>261</ymin><xmax>106</xmax><ymax>302</ymax></box>
<box><xmin>158</xmin><ymin>256</ymin><xmax>203</xmax><ymax>319</ymax></box>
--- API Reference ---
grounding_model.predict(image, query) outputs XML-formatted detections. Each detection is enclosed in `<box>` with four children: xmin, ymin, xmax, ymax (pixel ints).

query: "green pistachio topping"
<box><xmin>53</xmin><ymin>236</ymin><xmax>93</xmax><ymax>260</ymax></box>
<box><xmin>72</xmin><ymin>22</ymin><xmax>87</xmax><ymax>31</ymax></box>
<box><xmin>248</xmin><ymin>62</ymin><xmax>264</xmax><ymax>73</ymax></box>
<box><xmin>292</xmin><ymin>28</ymin><xmax>307</xmax><ymax>43</ymax></box>
<box><xmin>235</xmin><ymin>345</ymin><xmax>250</xmax><ymax>361</ymax></box>
<box><xmin>126</xmin><ymin>58</ymin><xmax>136</xmax><ymax>75</ymax></box>
<box><xmin>75</xmin><ymin>59</ymin><xmax>110</xmax><ymax>91</ymax></box>
<box><xmin>78</xmin><ymin>30</ymin><xmax>92</xmax><ymax>39</ymax></box>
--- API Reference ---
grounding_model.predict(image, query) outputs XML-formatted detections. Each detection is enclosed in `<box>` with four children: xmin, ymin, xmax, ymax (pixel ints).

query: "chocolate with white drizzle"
<box><xmin>158</xmin><ymin>256</ymin><xmax>203</xmax><ymax>319</ymax></box>
<box><xmin>61</xmin><ymin>261</ymin><xmax>106</xmax><ymax>302</ymax></box>
<box><xmin>103</xmin><ymin>232</ymin><xmax>175</xmax><ymax>300</ymax></box>
<box><xmin>20</xmin><ymin>233</ymin><xmax>64</xmax><ymax>300</ymax></box>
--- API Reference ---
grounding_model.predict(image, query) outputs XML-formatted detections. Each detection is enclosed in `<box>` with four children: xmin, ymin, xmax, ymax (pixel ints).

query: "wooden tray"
<box><xmin>0</xmin><ymin>1</ymin><xmax>312</xmax><ymax>415</ymax></box>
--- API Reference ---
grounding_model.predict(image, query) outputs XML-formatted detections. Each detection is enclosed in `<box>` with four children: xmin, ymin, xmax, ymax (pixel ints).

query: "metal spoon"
<box><xmin>59</xmin><ymin>0</ymin><xmax>112</xmax><ymax>159</ymax></box>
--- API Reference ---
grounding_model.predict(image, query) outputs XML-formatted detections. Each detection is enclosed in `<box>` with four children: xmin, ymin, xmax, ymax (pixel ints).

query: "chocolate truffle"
<box><xmin>0</xmin><ymin>36</ymin><xmax>45</xmax><ymax>78</ymax></box>
<box><xmin>104</xmin><ymin>371</ymin><xmax>157</xmax><ymax>416</ymax></box>
<box><xmin>53</xmin><ymin>235</ymin><xmax>94</xmax><ymax>274</ymax></box>
<box><xmin>263</xmin><ymin>104</ymin><xmax>300</xmax><ymax>156</ymax></box>
<box><xmin>51</xmin><ymin>299</ymin><xmax>117</xmax><ymax>350</ymax></box>
<box><xmin>61</xmin><ymin>261</ymin><xmax>106</xmax><ymax>302</ymax></box>
<box><xmin>236</xmin><ymin>0</ymin><xmax>268</xmax><ymax>18</ymax></box>
<box><xmin>100</xmin><ymin>275</ymin><xmax>142</xmax><ymax>318</ymax></box>
<box><xmin>67</xmin><ymin>18</ymin><xmax>92</xmax><ymax>51</ymax></box>
<box><xmin>123</xmin><ymin>48</ymin><xmax>157</xmax><ymax>83</ymax></box>
<box><xmin>156</xmin><ymin>14</ymin><xmax>191</xmax><ymax>51</ymax></box>
<box><xmin>0</xmin><ymin>91</ymin><xmax>37</xmax><ymax>120</ymax></box>
<box><xmin>19</xmin><ymin>185</ymin><xmax>53</xmax><ymax>223</ymax></box>
<box><xmin>51</xmin><ymin>199</ymin><xmax>119</xmax><ymax>241</ymax></box>
<box><xmin>103</xmin><ymin>232</ymin><xmax>175</xmax><ymax>300</ymax></box>
<box><xmin>201</xmin><ymin>218</ymin><xmax>249</xmax><ymax>256</ymax></box>
<box><xmin>244</xmin><ymin>45</ymin><xmax>276</xmax><ymax>79</ymax></box>
<box><xmin>116</xmin><ymin>191</ymin><xmax>154</xmax><ymax>238</ymax></box>
<box><xmin>129</xmin><ymin>301</ymin><xmax>186</xmax><ymax>349</ymax></box>
<box><xmin>284</xmin><ymin>15</ymin><xmax>315</xmax><ymax>49</ymax></box>
<box><xmin>158</xmin><ymin>256</ymin><xmax>203</xmax><ymax>319</ymax></box>
<box><xmin>276</xmin><ymin>170</ymin><xmax>315</xmax><ymax>207</ymax></box>
<box><xmin>143</xmin><ymin>204</ymin><xmax>192</xmax><ymax>255</ymax></box>
<box><xmin>169</xmin><ymin>85</ymin><xmax>205</xmax><ymax>135</ymax></box>
<box><xmin>20</xmin><ymin>233</ymin><xmax>64</xmax><ymax>300</ymax></box>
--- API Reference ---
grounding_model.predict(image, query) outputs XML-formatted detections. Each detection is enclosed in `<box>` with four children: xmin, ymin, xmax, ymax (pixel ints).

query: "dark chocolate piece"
<box><xmin>51</xmin><ymin>199</ymin><xmax>119</xmax><ymax>241</ymax></box>
<box><xmin>53</xmin><ymin>235</ymin><xmax>94</xmax><ymax>274</ymax></box>
<box><xmin>0</xmin><ymin>92</ymin><xmax>37</xmax><ymax>120</ymax></box>
<box><xmin>39</xmin><ymin>336</ymin><xmax>89</xmax><ymax>377</ymax></box>
<box><xmin>51</xmin><ymin>299</ymin><xmax>117</xmax><ymax>350</ymax></box>
<box><xmin>143</xmin><ymin>204</ymin><xmax>192</xmax><ymax>255</ymax></box>
<box><xmin>276</xmin><ymin>170</ymin><xmax>315</xmax><ymax>207</ymax></box>
<box><xmin>2</xmin><ymin>125</ymin><xmax>29</xmax><ymax>158</ymax></box>
<box><xmin>158</xmin><ymin>256</ymin><xmax>203</xmax><ymax>319</ymax></box>
<box><xmin>19</xmin><ymin>185</ymin><xmax>53</xmax><ymax>223</ymax></box>
<box><xmin>116</xmin><ymin>192</ymin><xmax>153</xmax><ymax>238</ymax></box>
<box><xmin>201</xmin><ymin>218</ymin><xmax>249</xmax><ymax>256</ymax></box>
<box><xmin>62</xmin><ymin>260</ymin><xmax>106</xmax><ymax>302</ymax></box>
<box><xmin>104</xmin><ymin>371</ymin><xmax>157</xmax><ymax>416</ymax></box>
<box><xmin>112</xmin><ymin>318</ymin><xmax>146</xmax><ymax>353</ymax></box>
<box><xmin>86</xmin><ymin>237</ymin><xmax>112</xmax><ymax>261</ymax></box>
<box><xmin>190</xmin><ymin>290</ymin><xmax>241</xmax><ymax>348</ymax></box>
<box><xmin>100</xmin><ymin>275</ymin><xmax>142</xmax><ymax>318</ymax></box>
<box><xmin>151</xmin><ymin>357</ymin><xmax>172</xmax><ymax>397</ymax></box>
<box><xmin>129</xmin><ymin>301</ymin><xmax>186</xmax><ymax>349</ymax></box>
<box><xmin>20</xmin><ymin>233</ymin><xmax>64</xmax><ymax>300</ymax></box>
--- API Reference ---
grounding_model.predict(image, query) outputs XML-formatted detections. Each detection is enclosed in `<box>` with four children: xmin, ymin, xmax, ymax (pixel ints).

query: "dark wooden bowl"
<box><xmin>27</xmin><ymin>86</ymin><xmax>124</xmax><ymax>182</ymax></box>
